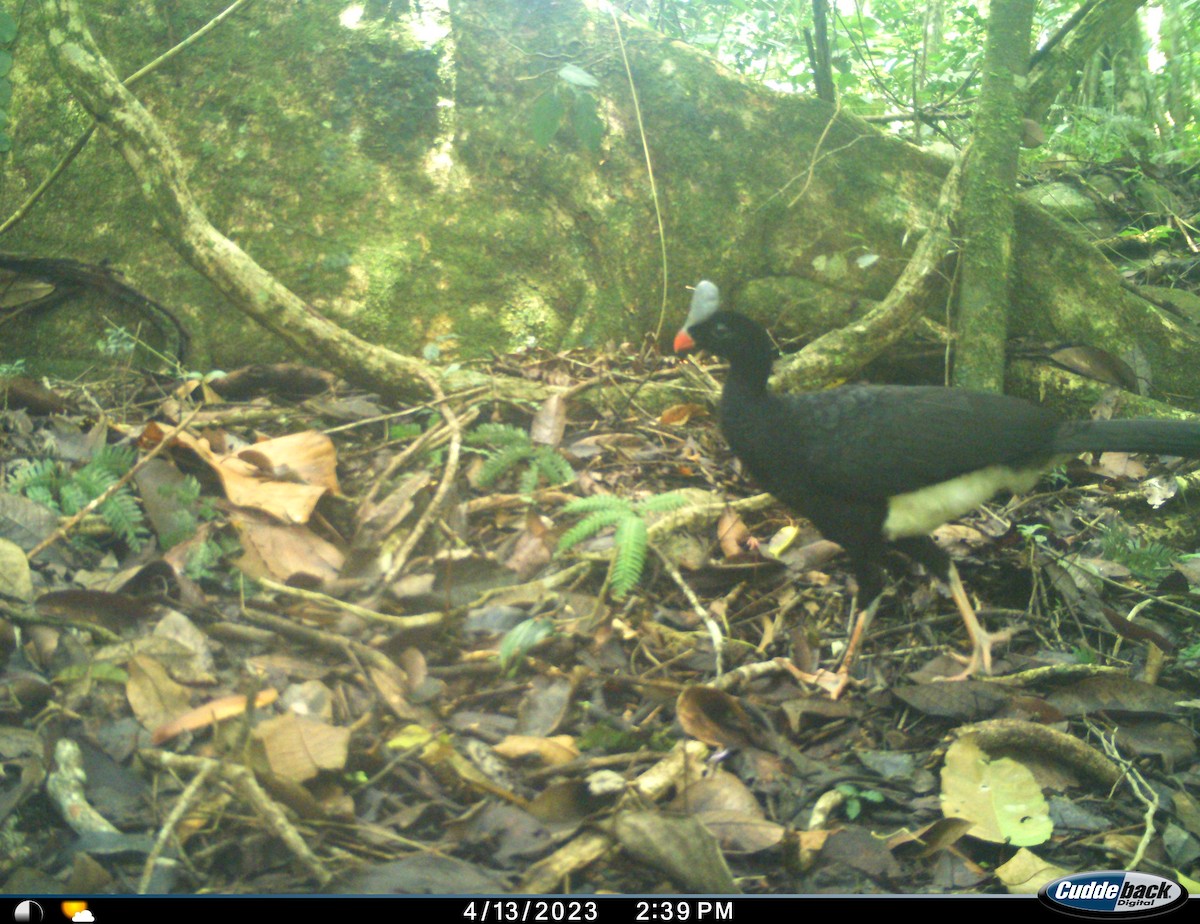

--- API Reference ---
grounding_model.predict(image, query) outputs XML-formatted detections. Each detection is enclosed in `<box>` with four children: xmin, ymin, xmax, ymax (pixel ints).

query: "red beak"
<box><xmin>674</xmin><ymin>330</ymin><xmax>696</xmax><ymax>353</ymax></box>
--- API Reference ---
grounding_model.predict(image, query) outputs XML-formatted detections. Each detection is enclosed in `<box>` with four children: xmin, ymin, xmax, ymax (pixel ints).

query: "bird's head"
<box><xmin>674</xmin><ymin>281</ymin><xmax>777</xmax><ymax>368</ymax></box>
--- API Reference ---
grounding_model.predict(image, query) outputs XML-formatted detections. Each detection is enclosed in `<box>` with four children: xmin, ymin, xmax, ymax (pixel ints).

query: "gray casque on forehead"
<box><xmin>685</xmin><ymin>280</ymin><xmax>720</xmax><ymax>327</ymax></box>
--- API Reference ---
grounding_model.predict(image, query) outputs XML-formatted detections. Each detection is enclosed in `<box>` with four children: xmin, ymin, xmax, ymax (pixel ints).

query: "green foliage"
<box><xmin>156</xmin><ymin>475</ymin><xmax>218</xmax><ymax>550</ymax></box>
<box><xmin>834</xmin><ymin>783</ymin><xmax>885</xmax><ymax>821</ymax></box>
<box><xmin>0</xmin><ymin>358</ymin><xmax>26</xmax><ymax>377</ymax></box>
<box><xmin>498</xmin><ymin>616</ymin><xmax>554</xmax><ymax>675</ymax></box>
<box><xmin>557</xmin><ymin>491</ymin><xmax>687</xmax><ymax>597</ymax></box>
<box><xmin>0</xmin><ymin>9</ymin><xmax>15</xmax><ymax>154</ymax></box>
<box><xmin>7</xmin><ymin>444</ymin><xmax>148</xmax><ymax>549</ymax></box>
<box><xmin>1099</xmin><ymin>524</ymin><xmax>1179</xmax><ymax>582</ymax></box>
<box><xmin>635</xmin><ymin>1</ymin><xmax>1200</xmax><ymax>167</ymax></box>
<box><xmin>97</xmin><ymin>325</ymin><xmax>137</xmax><ymax>360</ymax></box>
<box><xmin>182</xmin><ymin>532</ymin><xmax>242</xmax><ymax>583</ymax></box>
<box><xmin>387</xmin><ymin>421</ymin><xmax>423</xmax><ymax>441</ymax></box>
<box><xmin>99</xmin><ymin>322</ymin><xmax>224</xmax><ymax>381</ymax></box>
<box><xmin>466</xmin><ymin>422</ymin><xmax>574</xmax><ymax>493</ymax></box>
<box><xmin>528</xmin><ymin>65</ymin><xmax>604</xmax><ymax>152</ymax></box>
<box><xmin>576</xmin><ymin>715</ymin><xmax>676</xmax><ymax>753</ymax></box>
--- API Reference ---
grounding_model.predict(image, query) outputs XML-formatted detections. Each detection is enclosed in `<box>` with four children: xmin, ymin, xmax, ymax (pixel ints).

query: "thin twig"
<box><xmin>256</xmin><ymin>577</ymin><xmax>443</xmax><ymax>632</ymax></box>
<box><xmin>382</xmin><ymin>371</ymin><xmax>465</xmax><ymax>583</ymax></box>
<box><xmin>654</xmin><ymin>546</ymin><xmax>726</xmax><ymax>675</ymax></box>
<box><xmin>609</xmin><ymin>8</ymin><xmax>669</xmax><ymax>339</ymax></box>
<box><xmin>1094</xmin><ymin>726</ymin><xmax>1157</xmax><ymax>871</ymax></box>
<box><xmin>138</xmin><ymin>759</ymin><xmax>216</xmax><ymax>894</ymax></box>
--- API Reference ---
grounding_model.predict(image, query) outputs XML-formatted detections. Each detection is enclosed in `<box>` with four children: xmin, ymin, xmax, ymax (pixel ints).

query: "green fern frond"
<box><xmin>557</xmin><ymin>508</ymin><xmax>628</xmax><ymax>551</ymax></box>
<box><xmin>91</xmin><ymin>443</ymin><xmax>137</xmax><ymax>477</ymax></box>
<box><xmin>477</xmin><ymin>443</ymin><xmax>536</xmax><ymax>486</ymax></box>
<box><xmin>159</xmin><ymin>475</ymin><xmax>203</xmax><ymax>507</ymax></box>
<box><xmin>518</xmin><ymin>463</ymin><xmax>541</xmax><ymax>496</ymax></box>
<box><xmin>100</xmin><ymin>492</ymin><xmax>147</xmax><ymax>548</ymax></box>
<box><xmin>638</xmin><ymin>491</ymin><xmax>688</xmax><ymax>513</ymax></box>
<box><xmin>534</xmin><ymin>448</ymin><xmax>575</xmax><ymax>486</ymax></box>
<box><xmin>562</xmin><ymin>494</ymin><xmax>633</xmax><ymax>516</ymax></box>
<box><xmin>467</xmin><ymin>423</ymin><xmax>532</xmax><ymax>449</ymax></box>
<box><xmin>58</xmin><ymin>481</ymin><xmax>91</xmax><ymax>516</ymax></box>
<box><xmin>610</xmin><ymin>515</ymin><xmax>648</xmax><ymax>597</ymax></box>
<box><xmin>24</xmin><ymin>484</ymin><xmax>60</xmax><ymax>510</ymax></box>
<box><xmin>68</xmin><ymin>465</ymin><xmax>119</xmax><ymax>511</ymax></box>
<box><xmin>7</xmin><ymin>458</ymin><xmax>64</xmax><ymax>494</ymax></box>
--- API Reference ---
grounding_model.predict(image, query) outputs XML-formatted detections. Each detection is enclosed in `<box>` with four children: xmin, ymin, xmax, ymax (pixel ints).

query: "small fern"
<box><xmin>467</xmin><ymin>422</ymin><xmax>574</xmax><ymax>493</ymax></box>
<box><xmin>558</xmin><ymin>491</ymin><xmax>687</xmax><ymax>597</ymax></box>
<box><xmin>6</xmin><ymin>443</ymin><xmax>148</xmax><ymax>549</ymax></box>
<box><xmin>1099</xmin><ymin>523</ymin><xmax>1179</xmax><ymax>581</ymax></box>
<box><xmin>157</xmin><ymin>475</ymin><xmax>215</xmax><ymax>550</ymax></box>
<box><xmin>467</xmin><ymin>423</ymin><xmax>530</xmax><ymax>449</ymax></box>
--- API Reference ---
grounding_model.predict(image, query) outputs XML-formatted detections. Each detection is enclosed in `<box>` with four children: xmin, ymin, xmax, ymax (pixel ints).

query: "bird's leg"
<box><xmin>828</xmin><ymin>590</ymin><xmax>886</xmax><ymax>698</ymax></box>
<box><xmin>939</xmin><ymin>560</ymin><xmax>1014</xmax><ymax>681</ymax></box>
<box><xmin>785</xmin><ymin>589</ymin><xmax>886</xmax><ymax>700</ymax></box>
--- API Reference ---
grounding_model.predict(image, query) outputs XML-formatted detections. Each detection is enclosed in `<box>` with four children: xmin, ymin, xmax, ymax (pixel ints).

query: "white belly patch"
<box><xmin>882</xmin><ymin>464</ymin><xmax>1045</xmax><ymax>539</ymax></box>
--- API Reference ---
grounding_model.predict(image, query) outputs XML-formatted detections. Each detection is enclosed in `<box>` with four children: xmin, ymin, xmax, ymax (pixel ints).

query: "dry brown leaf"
<box><xmin>164</xmin><ymin>429</ymin><xmax>335</xmax><ymax>524</ymax></box>
<box><xmin>676</xmin><ymin>686</ymin><xmax>760</xmax><ymax>750</ymax></box>
<box><xmin>127</xmin><ymin>654</ymin><xmax>195</xmax><ymax>736</ymax></box>
<box><xmin>1095</xmin><ymin>452</ymin><xmax>1149</xmax><ymax>481</ymax></box>
<box><xmin>150</xmin><ymin>689</ymin><xmax>279</xmax><ymax>745</ymax></box>
<box><xmin>886</xmin><ymin>817</ymin><xmax>973</xmax><ymax>856</ymax></box>
<box><xmin>368</xmin><ymin>663</ymin><xmax>423</xmax><ymax>721</ymax></box>
<box><xmin>659</xmin><ymin>403</ymin><xmax>708</xmax><ymax>426</ymax></box>
<box><xmin>716</xmin><ymin>508</ymin><xmax>750</xmax><ymax>558</ymax></box>
<box><xmin>530</xmin><ymin>393</ymin><xmax>567</xmax><ymax>446</ymax></box>
<box><xmin>995</xmin><ymin>848</ymin><xmax>1068</xmax><ymax>894</ymax></box>
<box><xmin>504</xmin><ymin>513</ymin><xmax>555</xmax><ymax>579</ymax></box>
<box><xmin>230</xmin><ymin>508</ymin><xmax>344</xmax><ymax>585</ymax></box>
<box><xmin>252</xmin><ymin>713</ymin><xmax>351</xmax><ymax>782</ymax></box>
<box><xmin>494</xmin><ymin>734</ymin><xmax>580</xmax><ymax>766</ymax></box>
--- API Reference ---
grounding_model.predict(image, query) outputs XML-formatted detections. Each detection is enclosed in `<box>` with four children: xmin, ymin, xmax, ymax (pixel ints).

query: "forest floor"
<box><xmin>0</xmin><ymin>337</ymin><xmax>1198</xmax><ymax>897</ymax></box>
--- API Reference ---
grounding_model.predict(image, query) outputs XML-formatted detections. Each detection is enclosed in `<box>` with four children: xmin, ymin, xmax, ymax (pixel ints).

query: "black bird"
<box><xmin>675</xmin><ymin>280</ymin><xmax>1200</xmax><ymax>694</ymax></box>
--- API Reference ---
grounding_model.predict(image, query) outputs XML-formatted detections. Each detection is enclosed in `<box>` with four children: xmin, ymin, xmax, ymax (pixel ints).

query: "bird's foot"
<box><xmin>938</xmin><ymin>626</ymin><xmax>1015</xmax><ymax>681</ymax></box>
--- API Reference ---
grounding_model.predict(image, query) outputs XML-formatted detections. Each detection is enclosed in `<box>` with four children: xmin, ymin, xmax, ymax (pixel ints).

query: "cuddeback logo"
<box><xmin>1038</xmin><ymin>871</ymin><xmax>1188</xmax><ymax>918</ymax></box>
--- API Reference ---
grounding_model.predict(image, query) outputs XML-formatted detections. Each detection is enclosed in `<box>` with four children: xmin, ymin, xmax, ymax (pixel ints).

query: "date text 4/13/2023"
<box><xmin>460</xmin><ymin>900</ymin><xmax>735</xmax><ymax>922</ymax></box>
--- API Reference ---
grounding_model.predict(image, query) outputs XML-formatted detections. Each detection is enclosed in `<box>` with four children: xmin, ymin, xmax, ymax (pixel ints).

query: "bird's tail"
<box><xmin>1053</xmin><ymin>419</ymin><xmax>1200</xmax><ymax>457</ymax></box>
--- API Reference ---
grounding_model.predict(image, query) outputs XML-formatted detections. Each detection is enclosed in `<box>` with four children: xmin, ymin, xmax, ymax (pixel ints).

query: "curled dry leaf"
<box><xmin>160</xmin><ymin>429</ymin><xmax>337</xmax><ymax>524</ymax></box>
<box><xmin>493</xmin><ymin>734</ymin><xmax>580</xmax><ymax>766</ymax></box>
<box><xmin>150</xmin><ymin>688</ymin><xmax>279</xmax><ymax>745</ymax></box>
<box><xmin>676</xmin><ymin>686</ymin><xmax>761</xmax><ymax>750</ymax></box>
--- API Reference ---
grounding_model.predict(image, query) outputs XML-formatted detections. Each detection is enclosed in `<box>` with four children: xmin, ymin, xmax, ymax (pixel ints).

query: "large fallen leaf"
<box><xmin>606</xmin><ymin>810</ymin><xmax>739</xmax><ymax>893</ymax></box>
<box><xmin>230</xmin><ymin>507</ymin><xmax>344</xmax><ymax>585</ymax></box>
<box><xmin>127</xmin><ymin>654</ymin><xmax>194</xmax><ymax>735</ymax></box>
<box><xmin>672</xmin><ymin>770</ymin><xmax>785</xmax><ymax>853</ymax></box>
<box><xmin>940</xmin><ymin>735</ymin><xmax>1053</xmax><ymax>846</ymax></box>
<box><xmin>164</xmin><ymin>429</ymin><xmax>337</xmax><ymax>524</ymax></box>
<box><xmin>676</xmin><ymin>685</ymin><xmax>762</xmax><ymax>750</ymax></box>
<box><xmin>251</xmin><ymin>713</ymin><xmax>350</xmax><ymax>782</ymax></box>
<box><xmin>995</xmin><ymin>848</ymin><xmax>1068</xmax><ymax>894</ymax></box>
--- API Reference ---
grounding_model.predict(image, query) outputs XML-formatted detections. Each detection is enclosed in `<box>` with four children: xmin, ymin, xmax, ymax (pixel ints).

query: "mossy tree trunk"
<box><xmin>952</xmin><ymin>0</ymin><xmax>1035</xmax><ymax>393</ymax></box>
<box><xmin>5</xmin><ymin>0</ymin><xmax>1198</xmax><ymax>415</ymax></box>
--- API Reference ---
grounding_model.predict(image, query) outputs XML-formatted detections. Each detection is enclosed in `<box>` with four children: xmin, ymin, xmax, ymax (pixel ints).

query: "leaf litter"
<box><xmin>0</xmin><ymin>350</ymin><xmax>1198</xmax><ymax>896</ymax></box>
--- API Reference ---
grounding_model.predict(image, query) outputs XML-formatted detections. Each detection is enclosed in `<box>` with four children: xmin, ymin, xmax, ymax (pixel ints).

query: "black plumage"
<box><xmin>675</xmin><ymin>280</ymin><xmax>1200</xmax><ymax>693</ymax></box>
